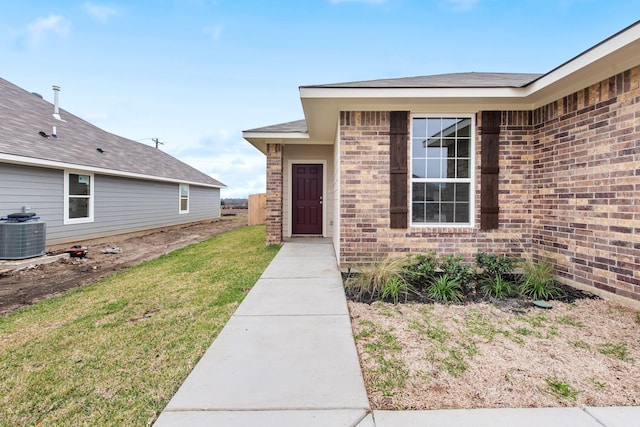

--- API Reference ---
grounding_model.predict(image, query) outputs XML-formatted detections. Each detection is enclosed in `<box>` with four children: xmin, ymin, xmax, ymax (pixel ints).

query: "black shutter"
<box><xmin>480</xmin><ymin>111</ymin><xmax>501</xmax><ymax>230</ymax></box>
<box><xmin>390</xmin><ymin>111</ymin><xmax>408</xmax><ymax>229</ymax></box>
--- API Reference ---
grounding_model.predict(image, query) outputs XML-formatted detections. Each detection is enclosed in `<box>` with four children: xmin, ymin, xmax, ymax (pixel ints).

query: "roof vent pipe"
<box><xmin>52</xmin><ymin>85</ymin><xmax>64</xmax><ymax>121</ymax></box>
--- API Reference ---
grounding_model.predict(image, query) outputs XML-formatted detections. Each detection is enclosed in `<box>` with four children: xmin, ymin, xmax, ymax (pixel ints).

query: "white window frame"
<box><xmin>63</xmin><ymin>170</ymin><xmax>94</xmax><ymax>225</ymax></box>
<box><xmin>179</xmin><ymin>184</ymin><xmax>189</xmax><ymax>214</ymax></box>
<box><xmin>410</xmin><ymin>114</ymin><xmax>476</xmax><ymax>228</ymax></box>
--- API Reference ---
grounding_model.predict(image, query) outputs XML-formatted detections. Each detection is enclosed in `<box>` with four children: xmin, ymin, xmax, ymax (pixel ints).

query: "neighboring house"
<box><xmin>0</xmin><ymin>78</ymin><xmax>225</xmax><ymax>246</ymax></box>
<box><xmin>244</xmin><ymin>21</ymin><xmax>640</xmax><ymax>304</ymax></box>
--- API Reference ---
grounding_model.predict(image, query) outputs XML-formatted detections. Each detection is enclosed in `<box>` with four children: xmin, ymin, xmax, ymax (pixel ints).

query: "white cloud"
<box><xmin>444</xmin><ymin>0</ymin><xmax>479</xmax><ymax>12</ymax></box>
<box><xmin>220</xmin><ymin>176</ymin><xmax>266</xmax><ymax>199</ymax></box>
<box><xmin>182</xmin><ymin>152</ymin><xmax>264</xmax><ymax>177</ymax></box>
<box><xmin>167</xmin><ymin>129</ymin><xmax>267</xmax><ymax>198</ymax></box>
<box><xmin>203</xmin><ymin>24</ymin><xmax>223</xmax><ymax>40</ymax></box>
<box><xmin>26</xmin><ymin>14</ymin><xmax>69</xmax><ymax>48</ymax></box>
<box><xmin>84</xmin><ymin>3</ymin><xmax>120</xmax><ymax>22</ymax></box>
<box><xmin>180</xmin><ymin>152</ymin><xmax>266</xmax><ymax>198</ymax></box>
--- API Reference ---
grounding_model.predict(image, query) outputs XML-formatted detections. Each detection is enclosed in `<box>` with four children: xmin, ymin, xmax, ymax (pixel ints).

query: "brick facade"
<box><xmin>339</xmin><ymin>111</ymin><xmax>530</xmax><ymax>265</ymax></box>
<box><xmin>338</xmin><ymin>66</ymin><xmax>640</xmax><ymax>302</ymax></box>
<box><xmin>265</xmin><ymin>143</ymin><xmax>283</xmax><ymax>245</ymax></box>
<box><xmin>529</xmin><ymin>66</ymin><xmax>640</xmax><ymax>301</ymax></box>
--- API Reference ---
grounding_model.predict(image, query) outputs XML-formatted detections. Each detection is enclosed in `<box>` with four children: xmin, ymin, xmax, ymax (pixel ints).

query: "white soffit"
<box><xmin>241</xmin><ymin>132</ymin><xmax>331</xmax><ymax>155</ymax></box>
<box><xmin>242</xmin><ymin>131</ymin><xmax>309</xmax><ymax>140</ymax></box>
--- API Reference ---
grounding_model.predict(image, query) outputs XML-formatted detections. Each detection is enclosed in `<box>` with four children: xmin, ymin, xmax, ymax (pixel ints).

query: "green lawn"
<box><xmin>0</xmin><ymin>225</ymin><xmax>279</xmax><ymax>426</ymax></box>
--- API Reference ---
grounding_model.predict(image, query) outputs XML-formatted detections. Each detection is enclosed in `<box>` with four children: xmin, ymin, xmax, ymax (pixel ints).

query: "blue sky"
<box><xmin>1</xmin><ymin>1</ymin><xmax>637</xmax><ymax>198</ymax></box>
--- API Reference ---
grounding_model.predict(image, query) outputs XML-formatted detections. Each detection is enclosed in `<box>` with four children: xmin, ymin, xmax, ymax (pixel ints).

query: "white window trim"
<box><xmin>63</xmin><ymin>170</ymin><xmax>94</xmax><ymax>225</ymax></box>
<box><xmin>409</xmin><ymin>114</ymin><xmax>476</xmax><ymax>228</ymax></box>
<box><xmin>179</xmin><ymin>184</ymin><xmax>189</xmax><ymax>214</ymax></box>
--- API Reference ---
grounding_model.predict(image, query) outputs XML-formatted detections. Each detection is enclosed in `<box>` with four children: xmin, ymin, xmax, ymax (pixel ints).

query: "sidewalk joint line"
<box><xmin>233</xmin><ymin>313</ymin><xmax>348</xmax><ymax>318</ymax></box>
<box><xmin>581</xmin><ymin>407</ymin><xmax>607</xmax><ymax>427</ymax></box>
<box><xmin>164</xmin><ymin>406</ymin><xmax>370</xmax><ymax>413</ymax></box>
<box><xmin>351</xmin><ymin>409</ymin><xmax>373</xmax><ymax>427</ymax></box>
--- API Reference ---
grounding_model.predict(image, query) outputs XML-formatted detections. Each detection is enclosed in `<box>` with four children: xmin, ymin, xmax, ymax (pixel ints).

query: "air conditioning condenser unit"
<box><xmin>0</xmin><ymin>221</ymin><xmax>47</xmax><ymax>260</ymax></box>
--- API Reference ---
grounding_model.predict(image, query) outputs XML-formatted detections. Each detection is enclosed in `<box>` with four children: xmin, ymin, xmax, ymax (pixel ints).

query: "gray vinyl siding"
<box><xmin>0</xmin><ymin>163</ymin><xmax>63</xmax><ymax>224</ymax></box>
<box><xmin>1</xmin><ymin>163</ymin><xmax>221</xmax><ymax>245</ymax></box>
<box><xmin>188</xmin><ymin>185</ymin><xmax>221</xmax><ymax>218</ymax></box>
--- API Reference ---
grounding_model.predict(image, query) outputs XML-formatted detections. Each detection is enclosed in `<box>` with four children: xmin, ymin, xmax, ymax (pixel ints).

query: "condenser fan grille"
<box><xmin>0</xmin><ymin>221</ymin><xmax>46</xmax><ymax>259</ymax></box>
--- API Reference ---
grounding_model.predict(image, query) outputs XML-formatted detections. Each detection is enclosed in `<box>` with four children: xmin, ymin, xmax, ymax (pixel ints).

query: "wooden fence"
<box><xmin>248</xmin><ymin>193</ymin><xmax>266</xmax><ymax>226</ymax></box>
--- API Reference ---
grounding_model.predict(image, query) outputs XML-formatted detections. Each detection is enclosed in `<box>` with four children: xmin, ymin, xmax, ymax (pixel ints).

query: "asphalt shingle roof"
<box><xmin>245</xmin><ymin>119</ymin><xmax>308</xmax><ymax>134</ymax></box>
<box><xmin>247</xmin><ymin>74</ymin><xmax>544</xmax><ymax>135</ymax></box>
<box><xmin>0</xmin><ymin>78</ymin><xmax>224</xmax><ymax>187</ymax></box>
<box><xmin>301</xmin><ymin>72</ymin><xmax>542</xmax><ymax>89</ymax></box>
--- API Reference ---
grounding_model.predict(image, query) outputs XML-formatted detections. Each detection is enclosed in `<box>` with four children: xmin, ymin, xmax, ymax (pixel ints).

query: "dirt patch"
<box><xmin>349</xmin><ymin>299</ymin><xmax>640</xmax><ymax>410</ymax></box>
<box><xmin>0</xmin><ymin>215</ymin><xmax>248</xmax><ymax>316</ymax></box>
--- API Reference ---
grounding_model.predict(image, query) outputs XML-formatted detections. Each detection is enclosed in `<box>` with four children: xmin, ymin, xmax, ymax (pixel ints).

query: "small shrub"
<box><xmin>518</xmin><ymin>259</ymin><xmax>563</xmax><ymax>300</ymax></box>
<box><xmin>427</xmin><ymin>275</ymin><xmax>463</xmax><ymax>303</ymax></box>
<box><xmin>635</xmin><ymin>312</ymin><xmax>640</xmax><ymax>324</ymax></box>
<box><xmin>480</xmin><ymin>274</ymin><xmax>515</xmax><ymax>299</ymax></box>
<box><xmin>476</xmin><ymin>251</ymin><xmax>517</xmax><ymax>277</ymax></box>
<box><xmin>439</xmin><ymin>254</ymin><xmax>475</xmax><ymax>288</ymax></box>
<box><xmin>404</xmin><ymin>252</ymin><xmax>438</xmax><ymax>285</ymax></box>
<box><xmin>344</xmin><ymin>257</ymin><xmax>409</xmax><ymax>302</ymax></box>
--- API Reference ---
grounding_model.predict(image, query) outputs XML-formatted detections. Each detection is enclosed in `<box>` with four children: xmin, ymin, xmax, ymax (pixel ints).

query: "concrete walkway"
<box><xmin>155</xmin><ymin>239</ymin><xmax>640</xmax><ymax>426</ymax></box>
<box><xmin>155</xmin><ymin>239</ymin><xmax>370</xmax><ymax>426</ymax></box>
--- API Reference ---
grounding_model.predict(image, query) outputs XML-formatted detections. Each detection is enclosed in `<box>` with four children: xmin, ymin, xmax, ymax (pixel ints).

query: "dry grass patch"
<box><xmin>349</xmin><ymin>299</ymin><xmax>640</xmax><ymax>410</ymax></box>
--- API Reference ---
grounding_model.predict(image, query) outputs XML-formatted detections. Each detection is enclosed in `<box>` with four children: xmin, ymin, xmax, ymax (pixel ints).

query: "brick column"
<box><xmin>266</xmin><ymin>143</ymin><xmax>283</xmax><ymax>245</ymax></box>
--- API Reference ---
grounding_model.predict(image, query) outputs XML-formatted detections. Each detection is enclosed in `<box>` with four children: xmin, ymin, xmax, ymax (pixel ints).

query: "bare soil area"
<box><xmin>349</xmin><ymin>298</ymin><xmax>640</xmax><ymax>410</ymax></box>
<box><xmin>0</xmin><ymin>215</ymin><xmax>247</xmax><ymax>316</ymax></box>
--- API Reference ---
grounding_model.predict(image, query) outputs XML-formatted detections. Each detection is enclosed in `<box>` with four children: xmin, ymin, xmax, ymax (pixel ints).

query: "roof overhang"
<box><xmin>298</xmin><ymin>20</ymin><xmax>640</xmax><ymax>141</ymax></box>
<box><xmin>299</xmin><ymin>89</ymin><xmax>531</xmax><ymax>140</ymax></box>
<box><xmin>241</xmin><ymin>131</ymin><xmax>314</xmax><ymax>155</ymax></box>
<box><xmin>0</xmin><ymin>153</ymin><xmax>225</xmax><ymax>189</ymax></box>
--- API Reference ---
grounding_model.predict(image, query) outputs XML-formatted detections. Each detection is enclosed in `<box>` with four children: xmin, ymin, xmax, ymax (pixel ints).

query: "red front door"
<box><xmin>292</xmin><ymin>164</ymin><xmax>323</xmax><ymax>235</ymax></box>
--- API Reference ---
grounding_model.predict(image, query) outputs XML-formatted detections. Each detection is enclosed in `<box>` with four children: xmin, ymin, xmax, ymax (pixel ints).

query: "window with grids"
<box><xmin>179</xmin><ymin>184</ymin><xmax>189</xmax><ymax>213</ymax></box>
<box><xmin>64</xmin><ymin>171</ymin><xmax>94</xmax><ymax>224</ymax></box>
<box><xmin>411</xmin><ymin>116</ymin><xmax>473</xmax><ymax>225</ymax></box>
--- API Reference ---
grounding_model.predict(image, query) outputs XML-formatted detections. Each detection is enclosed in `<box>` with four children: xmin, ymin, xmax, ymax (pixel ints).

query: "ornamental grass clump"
<box><xmin>345</xmin><ymin>256</ymin><xmax>411</xmax><ymax>303</ymax></box>
<box><xmin>427</xmin><ymin>274</ymin><xmax>464</xmax><ymax>303</ymax></box>
<box><xmin>518</xmin><ymin>259</ymin><xmax>563</xmax><ymax>300</ymax></box>
<box><xmin>381</xmin><ymin>276</ymin><xmax>411</xmax><ymax>304</ymax></box>
<box><xmin>480</xmin><ymin>274</ymin><xmax>516</xmax><ymax>299</ymax></box>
